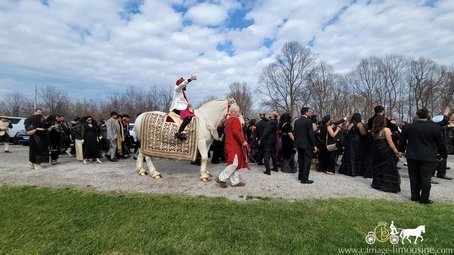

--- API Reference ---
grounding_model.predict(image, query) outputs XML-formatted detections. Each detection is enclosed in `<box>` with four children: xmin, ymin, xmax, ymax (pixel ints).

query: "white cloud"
<box><xmin>185</xmin><ymin>3</ymin><xmax>228</xmax><ymax>26</ymax></box>
<box><xmin>312</xmin><ymin>0</ymin><xmax>454</xmax><ymax>73</ymax></box>
<box><xmin>0</xmin><ymin>0</ymin><xmax>453</xmax><ymax>109</ymax></box>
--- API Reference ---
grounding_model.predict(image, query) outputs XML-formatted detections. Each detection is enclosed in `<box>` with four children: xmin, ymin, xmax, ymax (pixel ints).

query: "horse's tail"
<box><xmin>134</xmin><ymin>113</ymin><xmax>145</xmax><ymax>143</ymax></box>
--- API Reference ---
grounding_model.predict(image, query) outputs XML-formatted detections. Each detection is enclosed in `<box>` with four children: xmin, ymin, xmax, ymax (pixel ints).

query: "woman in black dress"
<box><xmin>25</xmin><ymin>114</ymin><xmax>49</xmax><ymax>169</ymax></box>
<box><xmin>339</xmin><ymin>113</ymin><xmax>367</xmax><ymax>176</ymax></box>
<box><xmin>82</xmin><ymin>116</ymin><xmax>102</xmax><ymax>165</ymax></box>
<box><xmin>279</xmin><ymin>113</ymin><xmax>295</xmax><ymax>173</ymax></box>
<box><xmin>46</xmin><ymin>115</ymin><xmax>62</xmax><ymax>165</ymax></box>
<box><xmin>370</xmin><ymin>115</ymin><xmax>402</xmax><ymax>193</ymax></box>
<box><xmin>318</xmin><ymin>115</ymin><xmax>340</xmax><ymax>175</ymax></box>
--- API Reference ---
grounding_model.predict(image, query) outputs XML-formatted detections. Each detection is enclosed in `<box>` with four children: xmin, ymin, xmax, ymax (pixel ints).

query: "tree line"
<box><xmin>1</xmin><ymin>40</ymin><xmax>452</xmax><ymax>122</ymax></box>
<box><xmin>259</xmin><ymin>41</ymin><xmax>454</xmax><ymax>121</ymax></box>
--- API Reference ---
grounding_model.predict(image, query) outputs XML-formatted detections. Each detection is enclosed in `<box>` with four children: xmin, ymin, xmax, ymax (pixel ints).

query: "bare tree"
<box><xmin>379</xmin><ymin>55</ymin><xmax>405</xmax><ymax>118</ymax></box>
<box><xmin>2</xmin><ymin>91</ymin><xmax>31</xmax><ymax>117</ymax></box>
<box><xmin>405</xmin><ymin>57</ymin><xmax>443</xmax><ymax>118</ymax></box>
<box><xmin>258</xmin><ymin>41</ymin><xmax>315</xmax><ymax>118</ymax></box>
<box><xmin>307</xmin><ymin>61</ymin><xmax>337</xmax><ymax>117</ymax></box>
<box><xmin>226</xmin><ymin>81</ymin><xmax>253</xmax><ymax>118</ymax></box>
<box><xmin>71</xmin><ymin>99</ymin><xmax>102</xmax><ymax>121</ymax></box>
<box><xmin>156</xmin><ymin>86</ymin><xmax>174</xmax><ymax>112</ymax></box>
<box><xmin>437</xmin><ymin>66</ymin><xmax>454</xmax><ymax>110</ymax></box>
<box><xmin>347</xmin><ymin>57</ymin><xmax>383</xmax><ymax>120</ymax></box>
<box><xmin>331</xmin><ymin>74</ymin><xmax>353</xmax><ymax>119</ymax></box>
<box><xmin>39</xmin><ymin>86</ymin><xmax>71</xmax><ymax>115</ymax></box>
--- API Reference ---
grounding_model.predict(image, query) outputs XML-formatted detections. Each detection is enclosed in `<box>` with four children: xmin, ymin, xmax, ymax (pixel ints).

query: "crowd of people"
<box><xmin>23</xmin><ymin>108</ymin><xmax>135</xmax><ymax>170</ymax></box>
<box><xmin>231</xmin><ymin>105</ymin><xmax>453</xmax><ymax>204</ymax></box>
<box><xmin>2</xmin><ymin>75</ymin><xmax>453</xmax><ymax>205</ymax></box>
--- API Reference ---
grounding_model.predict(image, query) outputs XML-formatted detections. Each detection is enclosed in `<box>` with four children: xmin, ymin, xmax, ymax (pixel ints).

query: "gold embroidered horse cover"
<box><xmin>140</xmin><ymin>112</ymin><xmax>198</xmax><ymax>161</ymax></box>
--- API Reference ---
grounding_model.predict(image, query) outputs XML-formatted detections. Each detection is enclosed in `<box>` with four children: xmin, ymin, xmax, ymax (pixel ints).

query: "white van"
<box><xmin>0</xmin><ymin>116</ymin><xmax>26</xmax><ymax>144</ymax></box>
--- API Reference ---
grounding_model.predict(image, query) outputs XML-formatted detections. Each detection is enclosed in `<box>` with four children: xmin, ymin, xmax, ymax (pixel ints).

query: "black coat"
<box><xmin>399</xmin><ymin>120</ymin><xmax>447</xmax><ymax>161</ymax></box>
<box><xmin>261</xmin><ymin>118</ymin><xmax>278</xmax><ymax>145</ymax></box>
<box><xmin>256</xmin><ymin>118</ymin><xmax>267</xmax><ymax>140</ymax></box>
<box><xmin>294</xmin><ymin>116</ymin><xmax>316</xmax><ymax>150</ymax></box>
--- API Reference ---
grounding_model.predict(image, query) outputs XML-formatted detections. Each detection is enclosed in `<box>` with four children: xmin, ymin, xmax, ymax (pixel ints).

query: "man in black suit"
<box><xmin>255</xmin><ymin>113</ymin><xmax>268</xmax><ymax>165</ymax></box>
<box><xmin>399</xmin><ymin>108</ymin><xmax>448</xmax><ymax>204</ymax></box>
<box><xmin>433</xmin><ymin>107</ymin><xmax>453</xmax><ymax>180</ymax></box>
<box><xmin>367</xmin><ymin>105</ymin><xmax>399</xmax><ymax>142</ymax></box>
<box><xmin>294</xmin><ymin>107</ymin><xmax>317</xmax><ymax>184</ymax></box>
<box><xmin>261</xmin><ymin>112</ymin><xmax>278</xmax><ymax>175</ymax></box>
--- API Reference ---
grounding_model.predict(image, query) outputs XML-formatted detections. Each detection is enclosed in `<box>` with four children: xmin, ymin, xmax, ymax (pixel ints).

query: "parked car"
<box><xmin>0</xmin><ymin>116</ymin><xmax>26</xmax><ymax>144</ymax></box>
<box><xmin>128</xmin><ymin>123</ymin><xmax>137</xmax><ymax>144</ymax></box>
<box><xmin>14</xmin><ymin>129</ymin><xmax>29</xmax><ymax>145</ymax></box>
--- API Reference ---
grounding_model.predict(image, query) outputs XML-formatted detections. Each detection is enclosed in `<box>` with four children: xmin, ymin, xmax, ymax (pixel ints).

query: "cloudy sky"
<box><xmin>0</xmin><ymin>0</ymin><xmax>453</xmax><ymax>106</ymax></box>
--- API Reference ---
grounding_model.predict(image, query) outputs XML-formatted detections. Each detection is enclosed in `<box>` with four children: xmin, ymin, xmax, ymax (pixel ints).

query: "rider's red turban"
<box><xmin>176</xmin><ymin>78</ymin><xmax>184</xmax><ymax>86</ymax></box>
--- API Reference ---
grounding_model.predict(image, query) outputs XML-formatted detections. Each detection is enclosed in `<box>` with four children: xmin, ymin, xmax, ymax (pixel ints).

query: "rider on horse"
<box><xmin>170</xmin><ymin>74</ymin><xmax>197</xmax><ymax>140</ymax></box>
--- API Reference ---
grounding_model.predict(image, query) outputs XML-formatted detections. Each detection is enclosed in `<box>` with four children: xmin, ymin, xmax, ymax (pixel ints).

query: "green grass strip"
<box><xmin>0</xmin><ymin>186</ymin><xmax>453</xmax><ymax>255</ymax></box>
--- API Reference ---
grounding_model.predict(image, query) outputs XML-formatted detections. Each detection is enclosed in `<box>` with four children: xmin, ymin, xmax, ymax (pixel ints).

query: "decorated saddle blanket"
<box><xmin>140</xmin><ymin>112</ymin><xmax>198</xmax><ymax>161</ymax></box>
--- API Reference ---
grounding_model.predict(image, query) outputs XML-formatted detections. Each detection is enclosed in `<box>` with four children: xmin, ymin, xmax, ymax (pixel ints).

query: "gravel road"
<box><xmin>1</xmin><ymin>145</ymin><xmax>453</xmax><ymax>203</ymax></box>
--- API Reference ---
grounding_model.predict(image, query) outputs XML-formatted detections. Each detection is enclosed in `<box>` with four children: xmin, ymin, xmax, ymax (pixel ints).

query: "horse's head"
<box><xmin>227</xmin><ymin>97</ymin><xmax>245</xmax><ymax>124</ymax></box>
<box><xmin>420</xmin><ymin>225</ymin><xmax>425</xmax><ymax>233</ymax></box>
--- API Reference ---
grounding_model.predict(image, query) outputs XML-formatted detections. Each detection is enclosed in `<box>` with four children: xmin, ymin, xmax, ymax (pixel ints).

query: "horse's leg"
<box><xmin>136</xmin><ymin>151</ymin><xmax>148</xmax><ymax>176</ymax></box>
<box><xmin>198</xmin><ymin>140</ymin><xmax>211</xmax><ymax>182</ymax></box>
<box><xmin>145</xmin><ymin>155</ymin><xmax>161</xmax><ymax>179</ymax></box>
<box><xmin>415</xmin><ymin>235</ymin><xmax>422</xmax><ymax>244</ymax></box>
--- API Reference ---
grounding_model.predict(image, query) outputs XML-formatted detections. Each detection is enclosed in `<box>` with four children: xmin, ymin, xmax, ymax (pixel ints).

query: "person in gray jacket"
<box><xmin>105</xmin><ymin>111</ymin><xmax>120</xmax><ymax>162</ymax></box>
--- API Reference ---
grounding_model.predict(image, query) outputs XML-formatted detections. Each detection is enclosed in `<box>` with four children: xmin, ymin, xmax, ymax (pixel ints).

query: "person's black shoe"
<box><xmin>301</xmin><ymin>180</ymin><xmax>314</xmax><ymax>184</ymax></box>
<box><xmin>175</xmin><ymin>132</ymin><xmax>187</xmax><ymax>140</ymax></box>
<box><xmin>446</xmin><ymin>167</ymin><xmax>451</xmax><ymax>170</ymax></box>
<box><xmin>271</xmin><ymin>168</ymin><xmax>278</xmax><ymax>172</ymax></box>
<box><xmin>437</xmin><ymin>175</ymin><xmax>453</xmax><ymax>180</ymax></box>
<box><xmin>257</xmin><ymin>162</ymin><xmax>264</xmax><ymax>165</ymax></box>
<box><xmin>263</xmin><ymin>171</ymin><xmax>271</xmax><ymax>175</ymax></box>
<box><xmin>431</xmin><ymin>180</ymin><xmax>440</xmax><ymax>184</ymax></box>
<box><xmin>419</xmin><ymin>200</ymin><xmax>433</xmax><ymax>204</ymax></box>
<box><xmin>410</xmin><ymin>197</ymin><xmax>420</xmax><ymax>202</ymax></box>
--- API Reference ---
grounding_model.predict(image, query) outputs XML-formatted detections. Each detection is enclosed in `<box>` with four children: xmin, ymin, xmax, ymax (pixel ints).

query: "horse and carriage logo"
<box><xmin>365</xmin><ymin>221</ymin><xmax>425</xmax><ymax>245</ymax></box>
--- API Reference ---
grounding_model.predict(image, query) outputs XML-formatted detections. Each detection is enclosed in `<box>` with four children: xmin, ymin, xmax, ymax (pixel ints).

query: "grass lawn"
<box><xmin>1</xmin><ymin>186</ymin><xmax>453</xmax><ymax>255</ymax></box>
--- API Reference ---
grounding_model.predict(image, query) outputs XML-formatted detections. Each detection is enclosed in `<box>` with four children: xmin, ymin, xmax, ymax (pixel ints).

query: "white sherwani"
<box><xmin>169</xmin><ymin>79</ymin><xmax>190</xmax><ymax>111</ymax></box>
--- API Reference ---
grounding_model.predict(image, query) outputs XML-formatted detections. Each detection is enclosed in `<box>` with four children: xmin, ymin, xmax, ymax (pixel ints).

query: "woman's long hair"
<box><xmin>372</xmin><ymin>115</ymin><xmax>386</xmax><ymax>136</ymax></box>
<box><xmin>350</xmin><ymin>113</ymin><xmax>362</xmax><ymax>124</ymax></box>
<box><xmin>279</xmin><ymin>113</ymin><xmax>292</xmax><ymax>130</ymax></box>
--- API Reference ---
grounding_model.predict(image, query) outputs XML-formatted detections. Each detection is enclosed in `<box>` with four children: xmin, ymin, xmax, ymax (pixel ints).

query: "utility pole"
<box><xmin>34</xmin><ymin>84</ymin><xmax>37</xmax><ymax>109</ymax></box>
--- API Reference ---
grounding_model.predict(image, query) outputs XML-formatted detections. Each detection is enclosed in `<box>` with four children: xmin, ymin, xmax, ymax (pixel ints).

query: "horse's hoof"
<box><xmin>205</xmin><ymin>171</ymin><xmax>213</xmax><ymax>177</ymax></box>
<box><xmin>139</xmin><ymin>172</ymin><xmax>148</xmax><ymax>176</ymax></box>
<box><xmin>200</xmin><ymin>176</ymin><xmax>211</xmax><ymax>182</ymax></box>
<box><xmin>152</xmin><ymin>174</ymin><xmax>162</xmax><ymax>179</ymax></box>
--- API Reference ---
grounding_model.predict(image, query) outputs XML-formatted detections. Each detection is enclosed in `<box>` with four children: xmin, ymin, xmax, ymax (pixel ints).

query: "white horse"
<box><xmin>400</xmin><ymin>225</ymin><xmax>425</xmax><ymax>244</ymax></box>
<box><xmin>134</xmin><ymin>98</ymin><xmax>239</xmax><ymax>182</ymax></box>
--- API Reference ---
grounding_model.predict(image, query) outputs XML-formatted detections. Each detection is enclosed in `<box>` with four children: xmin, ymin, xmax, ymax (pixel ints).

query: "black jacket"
<box><xmin>256</xmin><ymin>118</ymin><xmax>268</xmax><ymax>140</ymax></box>
<box><xmin>261</xmin><ymin>118</ymin><xmax>278</xmax><ymax>145</ymax></box>
<box><xmin>294</xmin><ymin>116</ymin><xmax>316</xmax><ymax>150</ymax></box>
<box><xmin>399</xmin><ymin>120</ymin><xmax>447</xmax><ymax>161</ymax></box>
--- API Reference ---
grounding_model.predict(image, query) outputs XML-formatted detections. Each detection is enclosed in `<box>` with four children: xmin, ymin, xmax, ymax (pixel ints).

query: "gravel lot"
<box><xmin>1</xmin><ymin>145</ymin><xmax>453</xmax><ymax>203</ymax></box>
